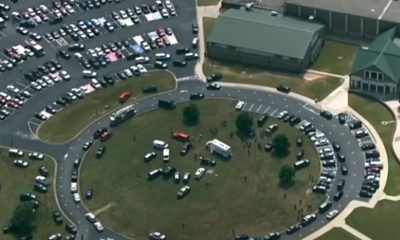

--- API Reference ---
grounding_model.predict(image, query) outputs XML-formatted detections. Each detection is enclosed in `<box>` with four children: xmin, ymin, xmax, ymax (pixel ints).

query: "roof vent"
<box><xmin>308</xmin><ymin>15</ymin><xmax>315</xmax><ymax>21</ymax></box>
<box><xmin>270</xmin><ymin>11</ymin><xmax>278</xmax><ymax>16</ymax></box>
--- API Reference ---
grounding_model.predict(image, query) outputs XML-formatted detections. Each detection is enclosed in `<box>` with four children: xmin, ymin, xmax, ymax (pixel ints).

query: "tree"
<box><xmin>272</xmin><ymin>134</ymin><xmax>290</xmax><ymax>158</ymax></box>
<box><xmin>183</xmin><ymin>104</ymin><xmax>200</xmax><ymax>126</ymax></box>
<box><xmin>10</xmin><ymin>202</ymin><xmax>37</xmax><ymax>237</ymax></box>
<box><xmin>236</xmin><ymin>112</ymin><xmax>254</xmax><ymax>137</ymax></box>
<box><xmin>279</xmin><ymin>164</ymin><xmax>295</xmax><ymax>186</ymax></box>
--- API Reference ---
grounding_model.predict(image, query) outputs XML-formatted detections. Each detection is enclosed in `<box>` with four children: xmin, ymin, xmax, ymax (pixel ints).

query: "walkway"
<box><xmin>195</xmin><ymin>2</ymin><xmax>222</xmax><ymax>82</ymax></box>
<box><xmin>383</xmin><ymin>100</ymin><xmax>400</xmax><ymax>164</ymax></box>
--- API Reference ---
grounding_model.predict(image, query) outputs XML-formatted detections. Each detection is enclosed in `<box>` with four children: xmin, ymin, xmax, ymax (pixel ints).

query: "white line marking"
<box><xmin>256</xmin><ymin>104</ymin><xmax>262</xmax><ymax>112</ymax></box>
<box><xmin>263</xmin><ymin>106</ymin><xmax>270</xmax><ymax>114</ymax></box>
<box><xmin>248</xmin><ymin>103</ymin><xmax>254</xmax><ymax>111</ymax></box>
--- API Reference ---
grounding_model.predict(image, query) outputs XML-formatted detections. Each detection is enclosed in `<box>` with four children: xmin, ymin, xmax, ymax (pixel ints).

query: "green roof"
<box><xmin>351</xmin><ymin>27</ymin><xmax>400</xmax><ymax>82</ymax></box>
<box><xmin>207</xmin><ymin>9</ymin><xmax>324</xmax><ymax>59</ymax></box>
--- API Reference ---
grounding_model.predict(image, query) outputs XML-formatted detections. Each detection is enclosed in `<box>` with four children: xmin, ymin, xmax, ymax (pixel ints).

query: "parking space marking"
<box><xmin>270</xmin><ymin>108</ymin><xmax>279</xmax><ymax>116</ymax></box>
<box><xmin>263</xmin><ymin>106</ymin><xmax>270</xmax><ymax>114</ymax></box>
<box><xmin>256</xmin><ymin>104</ymin><xmax>262</xmax><ymax>112</ymax></box>
<box><xmin>44</xmin><ymin>38</ymin><xmax>58</xmax><ymax>49</ymax></box>
<box><xmin>248</xmin><ymin>103</ymin><xmax>255</xmax><ymax>111</ymax></box>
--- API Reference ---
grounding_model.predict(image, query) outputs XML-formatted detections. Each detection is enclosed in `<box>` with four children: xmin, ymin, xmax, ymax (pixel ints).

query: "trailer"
<box><xmin>109</xmin><ymin>104</ymin><xmax>136</xmax><ymax>126</ymax></box>
<box><xmin>206</xmin><ymin>139</ymin><xmax>232</xmax><ymax>159</ymax></box>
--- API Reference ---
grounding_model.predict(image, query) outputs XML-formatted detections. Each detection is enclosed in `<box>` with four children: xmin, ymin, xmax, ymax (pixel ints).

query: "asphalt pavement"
<box><xmin>0</xmin><ymin>0</ymin><xmax>370</xmax><ymax>239</ymax></box>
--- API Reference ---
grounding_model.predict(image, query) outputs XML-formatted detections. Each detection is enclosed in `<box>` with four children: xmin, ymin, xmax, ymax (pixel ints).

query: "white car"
<box><xmin>73</xmin><ymin>193</ymin><xmax>80</xmax><ymax>203</ymax></box>
<box><xmin>36</xmin><ymin>175</ymin><xmax>46</xmax><ymax>181</ymax></box>
<box><xmin>60</xmin><ymin>70</ymin><xmax>71</xmax><ymax>81</ymax></box>
<box><xmin>194</xmin><ymin>167</ymin><xmax>205</xmax><ymax>180</ymax></box>
<box><xmin>94</xmin><ymin>221</ymin><xmax>104</xmax><ymax>232</ymax></box>
<box><xmin>137</xmin><ymin>64</ymin><xmax>147</xmax><ymax>73</ymax></box>
<box><xmin>235</xmin><ymin>101</ymin><xmax>245</xmax><ymax>110</ymax></box>
<box><xmin>135</xmin><ymin>56</ymin><xmax>150</xmax><ymax>63</ymax></box>
<box><xmin>0</xmin><ymin>92</ymin><xmax>11</xmax><ymax>101</ymax></box>
<box><xmin>70</xmin><ymin>182</ymin><xmax>78</xmax><ymax>193</ymax></box>
<box><xmin>90</xmin><ymin>79</ymin><xmax>101</xmax><ymax>89</ymax></box>
<box><xmin>141</xmin><ymin>42</ymin><xmax>151</xmax><ymax>52</ymax></box>
<box><xmin>14</xmin><ymin>159</ymin><xmax>29</xmax><ymax>168</ymax></box>
<box><xmin>85</xmin><ymin>212</ymin><xmax>97</xmax><ymax>223</ymax></box>
<box><xmin>149</xmin><ymin>232</ymin><xmax>166</xmax><ymax>240</ymax></box>
<box><xmin>326</xmin><ymin>209</ymin><xmax>339</xmax><ymax>220</ymax></box>
<box><xmin>123</xmin><ymin>69</ymin><xmax>133</xmax><ymax>77</ymax></box>
<box><xmin>82</xmin><ymin>70</ymin><xmax>97</xmax><ymax>78</ymax></box>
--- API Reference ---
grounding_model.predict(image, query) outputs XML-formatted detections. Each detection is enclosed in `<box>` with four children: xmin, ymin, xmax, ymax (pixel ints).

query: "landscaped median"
<box><xmin>38</xmin><ymin>71</ymin><xmax>176</xmax><ymax>143</ymax></box>
<box><xmin>202</xmin><ymin>17</ymin><xmax>343</xmax><ymax>100</ymax></box>
<box><xmin>0</xmin><ymin>149</ymin><xmax>66</xmax><ymax>240</ymax></box>
<box><xmin>80</xmin><ymin>100</ymin><xmax>324</xmax><ymax>239</ymax></box>
<box><xmin>348</xmin><ymin>93</ymin><xmax>400</xmax><ymax>195</ymax></box>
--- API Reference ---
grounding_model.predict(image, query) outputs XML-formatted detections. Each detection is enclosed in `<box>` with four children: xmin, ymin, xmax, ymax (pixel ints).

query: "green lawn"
<box><xmin>0</xmin><ymin>149</ymin><xmax>66</xmax><ymax>240</ymax></box>
<box><xmin>197</xmin><ymin>0</ymin><xmax>220</xmax><ymax>6</ymax></box>
<box><xmin>38</xmin><ymin>71</ymin><xmax>176</xmax><ymax>143</ymax></box>
<box><xmin>347</xmin><ymin>200</ymin><xmax>400</xmax><ymax>240</ymax></box>
<box><xmin>80</xmin><ymin>100</ymin><xmax>323</xmax><ymax>240</ymax></box>
<box><xmin>311</xmin><ymin>41</ymin><xmax>359</xmax><ymax>75</ymax></box>
<box><xmin>316</xmin><ymin>228</ymin><xmax>359</xmax><ymax>240</ymax></box>
<box><xmin>348</xmin><ymin>93</ymin><xmax>400</xmax><ymax>195</ymax></box>
<box><xmin>202</xmin><ymin>18</ymin><xmax>343</xmax><ymax>100</ymax></box>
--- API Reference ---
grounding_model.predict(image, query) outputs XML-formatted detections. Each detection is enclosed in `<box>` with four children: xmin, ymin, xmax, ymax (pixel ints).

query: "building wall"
<box><xmin>284</xmin><ymin>3</ymin><xmax>400</xmax><ymax>39</ymax></box>
<box><xmin>350</xmin><ymin>67</ymin><xmax>398</xmax><ymax>99</ymax></box>
<box><xmin>206</xmin><ymin>43</ymin><xmax>305</xmax><ymax>72</ymax></box>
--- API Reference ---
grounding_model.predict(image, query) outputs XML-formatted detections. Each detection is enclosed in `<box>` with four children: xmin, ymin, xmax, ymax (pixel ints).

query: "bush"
<box><xmin>273</xmin><ymin>134</ymin><xmax>290</xmax><ymax>158</ymax></box>
<box><xmin>183</xmin><ymin>104</ymin><xmax>200</xmax><ymax>126</ymax></box>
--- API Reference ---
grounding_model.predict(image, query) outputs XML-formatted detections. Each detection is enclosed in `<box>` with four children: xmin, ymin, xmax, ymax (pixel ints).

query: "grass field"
<box><xmin>347</xmin><ymin>200</ymin><xmax>399</xmax><ymax>240</ymax></box>
<box><xmin>202</xmin><ymin>17</ymin><xmax>343</xmax><ymax>100</ymax></box>
<box><xmin>316</xmin><ymin>227</ymin><xmax>359</xmax><ymax>240</ymax></box>
<box><xmin>197</xmin><ymin>0</ymin><xmax>220</xmax><ymax>6</ymax></box>
<box><xmin>348</xmin><ymin>93</ymin><xmax>400</xmax><ymax>195</ymax></box>
<box><xmin>38</xmin><ymin>71</ymin><xmax>176</xmax><ymax>143</ymax></box>
<box><xmin>311</xmin><ymin>41</ymin><xmax>359</xmax><ymax>75</ymax></box>
<box><xmin>0</xmin><ymin>149</ymin><xmax>66</xmax><ymax>240</ymax></box>
<box><xmin>80</xmin><ymin>100</ymin><xmax>323</xmax><ymax>240</ymax></box>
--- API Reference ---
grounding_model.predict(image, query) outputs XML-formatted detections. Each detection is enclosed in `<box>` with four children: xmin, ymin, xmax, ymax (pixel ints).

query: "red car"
<box><xmin>7</xmin><ymin>101</ymin><xmax>19</xmax><ymax>109</ymax></box>
<box><xmin>119</xmin><ymin>91</ymin><xmax>131</xmax><ymax>103</ymax></box>
<box><xmin>100</xmin><ymin>131</ymin><xmax>112</xmax><ymax>141</ymax></box>
<box><xmin>172</xmin><ymin>132</ymin><xmax>191</xmax><ymax>141</ymax></box>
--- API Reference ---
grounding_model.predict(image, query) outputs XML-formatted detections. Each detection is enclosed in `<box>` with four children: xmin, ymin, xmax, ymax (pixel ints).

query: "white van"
<box><xmin>153</xmin><ymin>140</ymin><xmax>168</xmax><ymax>150</ymax></box>
<box><xmin>163</xmin><ymin>148</ymin><xmax>170</xmax><ymax>162</ymax></box>
<box><xmin>9</xmin><ymin>148</ymin><xmax>24</xmax><ymax>157</ymax></box>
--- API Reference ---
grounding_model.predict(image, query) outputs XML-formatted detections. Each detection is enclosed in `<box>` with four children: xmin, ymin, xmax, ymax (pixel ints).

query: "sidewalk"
<box><xmin>383</xmin><ymin>100</ymin><xmax>400</xmax><ymax>164</ymax></box>
<box><xmin>195</xmin><ymin>2</ymin><xmax>221</xmax><ymax>82</ymax></box>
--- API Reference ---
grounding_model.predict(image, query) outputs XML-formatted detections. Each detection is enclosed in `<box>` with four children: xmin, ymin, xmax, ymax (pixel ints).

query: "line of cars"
<box><xmin>339</xmin><ymin>112</ymin><xmax>382</xmax><ymax>198</ymax></box>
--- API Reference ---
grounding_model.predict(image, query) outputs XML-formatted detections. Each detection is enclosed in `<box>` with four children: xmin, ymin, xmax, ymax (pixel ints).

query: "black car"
<box><xmin>341</xmin><ymin>163</ymin><xmax>348</xmax><ymax>175</ymax></box>
<box><xmin>206</xmin><ymin>83</ymin><xmax>221</xmax><ymax>90</ymax></box>
<box><xmin>332</xmin><ymin>142</ymin><xmax>341</xmax><ymax>152</ymax></box>
<box><xmin>285</xmin><ymin>224</ymin><xmax>300</xmax><ymax>234</ymax></box>
<box><xmin>39</xmin><ymin>165</ymin><xmax>49</xmax><ymax>177</ymax></box>
<box><xmin>192</xmin><ymin>22</ymin><xmax>198</xmax><ymax>34</ymax></box>
<box><xmin>176</xmin><ymin>47</ymin><xmax>190</xmax><ymax>55</ymax></box>
<box><xmin>103</xmin><ymin>75</ymin><xmax>115</xmax><ymax>85</ymax></box>
<box><xmin>20</xmin><ymin>193</ymin><xmax>37</xmax><ymax>201</ymax></box>
<box><xmin>93</xmin><ymin>127</ymin><xmax>108</xmax><ymax>139</ymax></box>
<box><xmin>276</xmin><ymin>84</ymin><xmax>290</xmax><ymax>93</ymax></box>
<box><xmin>34</xmin><ymin>182</ymin><xmax>48</xmax><ymax>193</ymax></box>
<box><xmin>34</xmin><ymin>113</ymin><xmax>47</xmax><ymax>121</ymax></box>
<box><xmin>206</xmin><ymin>72</ymin><xmax>222</xmax><ymax>82</ymax></box>
<box><xmin>53</xmin><ymin>210</ymin><xmax>63</xmax><ymax>225</ymax></box>
<box><xmin>73</xmin><ymin>158</ymin><xmax>81</xmax><ymax>168</ymax></box>
<box><xmin>296</xmin><ymin>137</ymin><xmax>303</xmax><ymax>147</ymax></box>
<box><xmin>337</xmin><ymin>153</ymin><xmax>346</xmax><ymax>162</ymax></box>
<box><xmin>320</xmin><ymin>110</ymin><xmax>333</xmax><ymax>120</ymax></box>
<box><xmin>190</xmin><ymin>92</ymin><xmax>204</xmax><ymax>100</ymax></box>
<box><xmin>142</xmin><ymin>85</ymin><xmax>158</xmax><ymax>93</ymax></box>
<box><xmin>337</xmin><ymin>179</ymin><xmax>346</xmax><ymax>190</ymax></box>
<box><xmin>96</xmin><ymin>146</ymin><xmax>106</xmax><ymax>159</ymax></box>
<box><xmin>359</xmin><ymin>190</ymin><xmax>373</xmax><ymax>198</ymax></box>
<box><xmin>257</xmin><ymin>114</ymin><xmax>268</xmax><ymax>127</ymax></box>
<box><xmin>58</xmin><ymin>50</ymin><xmax>70</xmax><ymax>59</ymax></box>
<box><xmin>180</xmin><ymin>142</ymin><xmax>191</xmax><ymax>155</ymax></box>
<box><xmin>338</xmin><ymin>112</ymin><xmax>346</xmax><ymax>124</ymax></box>
<box><xmin>333</xmin><ymin>191</ymin><xmax>343</xmax><ymax>201</ymax></box>
<box><xmin>234</xmin><ymin>235</ymin><xmax>251</xmax><ymax>240</ymax></box>
<box><xmin>65</xmin><ymin>224</ymin><xmax>78</xmax><ymax>234</ymax></box>
<box><xmin>85</xmin><ymin>188</ymin><xmax>94</xmax><ymax>199</ymax></box>
<box><xmin>3</xmin><ymin>224</ymin><xmax>12</xmax><ymax>234</ymax></box>
<box><xmin>173</xmin><ymin>60</ymin><xmax>187</xmax><ymax>67</ymax></box>
<box><xmin>68</xmin><ymin>43</ymin><xmax>85</xmax><ymax>51</ymax></box>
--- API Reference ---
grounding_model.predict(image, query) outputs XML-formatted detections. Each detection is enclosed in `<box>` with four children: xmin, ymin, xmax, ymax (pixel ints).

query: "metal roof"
<box><xmin>351</xmin><ymin>27</ymin><xmax>400</xmax><ymax>83</ymax></box>
<box><xmin>207</xmin><ymin>9</ymin><xmax>324</xmax><ymax>59</ymax></box>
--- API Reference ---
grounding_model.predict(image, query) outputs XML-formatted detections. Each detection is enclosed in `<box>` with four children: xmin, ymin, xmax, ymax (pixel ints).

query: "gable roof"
<box><xmin>351</xmin><ymin>27</ymin><xmax>400</xmax><ymax>82</ymax></box>
<box><xmin>207</xmin><ymin>9</ymin><xmax>324</xmax><ymax>59</ymax></box>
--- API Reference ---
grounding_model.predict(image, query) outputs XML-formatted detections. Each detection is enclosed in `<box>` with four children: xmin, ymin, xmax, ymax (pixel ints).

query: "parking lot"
<box><xmin>0</xmin><ymin>0</ymin><xmax>197</xmax><ymax>130</ymax></box>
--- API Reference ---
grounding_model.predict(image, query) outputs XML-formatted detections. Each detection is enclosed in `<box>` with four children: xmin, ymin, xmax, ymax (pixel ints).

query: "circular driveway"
<box><xmin>52</xmin><ymin>79</ymin><xmax>367</xmax><ymax>240</ymax></box>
